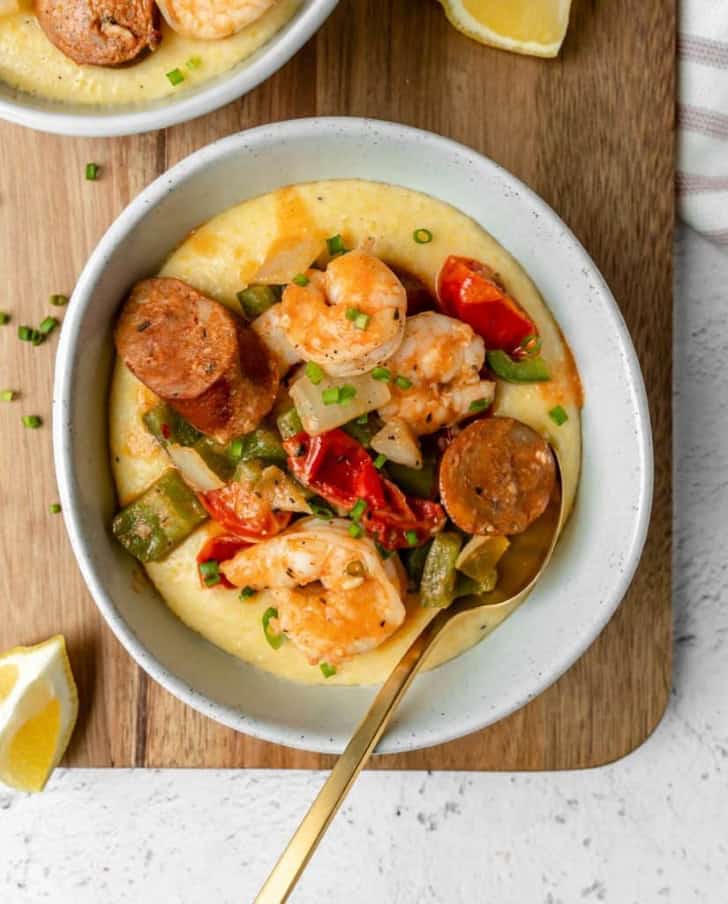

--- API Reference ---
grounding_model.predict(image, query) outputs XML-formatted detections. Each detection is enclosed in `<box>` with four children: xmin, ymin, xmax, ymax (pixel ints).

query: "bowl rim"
<box><xmin>53</xmin><ymin>117</ymin><xmax>654</xmax><ymax>754</ymax></box>
<box><xmin>0</xmin><ymin>0</ymin><xmax>339</xmax><ymax>137</ymax></box>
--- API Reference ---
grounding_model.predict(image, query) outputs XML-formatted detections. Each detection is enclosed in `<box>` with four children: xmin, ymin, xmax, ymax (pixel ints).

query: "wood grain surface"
<box><xmin>0</xmin><ymin>0</ymin><xmax>674</xmax><ymax>770</ymax></box>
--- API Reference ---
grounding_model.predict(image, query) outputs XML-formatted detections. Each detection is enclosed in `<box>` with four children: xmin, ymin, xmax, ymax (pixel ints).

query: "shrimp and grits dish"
<box><xmin>109</xmin><ymin>180</ymin><xmax>583</xmax><ymax>686</ymax></box>
<box><xmin>0</xmin><ymin>0</ymin><xmax>298</xmax><ymax>106</ymax></box>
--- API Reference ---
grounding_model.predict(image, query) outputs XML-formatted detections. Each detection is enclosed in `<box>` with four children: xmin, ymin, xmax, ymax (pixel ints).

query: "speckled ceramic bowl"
<box><xmin>53</xmin><ymin>118</ymin><xmax>653</xmax><ymax>754</ymax></box>
<box><xmin>0</xmin><ymin>1</ymin><xmax>338</xmax><ymax>137</ymax></box>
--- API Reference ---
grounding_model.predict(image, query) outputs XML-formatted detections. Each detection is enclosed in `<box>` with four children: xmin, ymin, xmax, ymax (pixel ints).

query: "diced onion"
<box><xmin>290</xmin><ymin>371</ymin><xmax>391</xmax><ymax>436</ymax></box>
<box><xmin>371</xmin><ymin>418</ymin><xmax>422</xmax><ymax>469</ymax></box>
<box><xmin>253</xmin><ymin>237</ymin><xmax>324</xmax><ymax>285</ymax></box>
<box><xmin>456</xmin><ymin>535</ymin><xmax>510</xmax><ymax>582</ymax></box>
<box><xmin>258</xmin><ymin>466</ymin><xmax>311</xmax><ymax>514</ymax></box>
<box><xmin>167</xmin><ymin>444</ymin><xmax>225</xmax><ymax>492</ymax></box>
<box><xmin>251</xmin><ymin>305</ymin><xmax>302</xmax><ymax>375</ymax></box>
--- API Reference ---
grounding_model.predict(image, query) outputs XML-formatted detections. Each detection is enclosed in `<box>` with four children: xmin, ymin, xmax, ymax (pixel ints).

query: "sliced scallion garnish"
<box><xmin>394</xmin><ymin>375</ymin><xmax>413</xmax><ymax>390</ymax></box>
<box><xmin>22</xmin><ymin>415</ymin><xmax>42</xmax><ymax>429</ymax></box>
<box><xmin>199</xmin><ymin>559</ymin><xmax>221</xmax><ymax>587</ymax></box>
<box><xmin>326</xmin><ymin>234</ymin><xmax>346</xmax><ymax>256</ymax></box>
<box><xmin>468</xmin><ymin>398</ymin><xmax>491</xmax><ymax>413</ymax></box>
<box><xmin>371</xmin><ymin>366</ymin><xmax>391</xmax><ymax>382</ymax></box>
<box><xmin>549</xmin><ymin>405</ymin><xmax>568</xmax><ymax>426</ymax></box>
<box><xmin>85</xmin><ymin>163</ymin><xmax>99</xmax><ymax>181</ymax></box>
<box><xmin>413</xmin><ymin>228</ymin><xmax>433</xmax><ymax>244</ymax></box>
<box><xmin>305</xmin><ymin>361</ymin><xmax>324</xmax><ymax>384</ymax></box>
<box><xmin>166</xmin><ymin>68</ymin><xmax>184</xmax><ymax>86</ymax></box>
<box><xmin>239</xmin><ymin>586</ymin><xmax>256</xmax><ymax>600</ymax></box>
<box><xmin>292</xmin><ymin>273</ymin><xmax>309</xmax><ymax>287</ymax></box>
<box><xmin>263</xmin><ymin>607</ymin><xmax>284</xmax><ymax>650</ymax></box>
<box><xmin>320</xmin><ymin>662</ymin><xmax>337</xmax><ymax>678</ymax></box>
<box><xmin>349</xmin><ymin>498</ymin><xmax>367</xmax><ymax>521</ymax></box>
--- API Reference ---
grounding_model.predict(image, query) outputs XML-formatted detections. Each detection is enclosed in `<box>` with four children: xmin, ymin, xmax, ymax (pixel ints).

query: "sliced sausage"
<box><xmin>36</xmin><ymin>0</ymin><xmax>160</xmax><ymax>67</ymax></box>
<box><xmin>172</xmin><ymin>323</ymin><xmax>279</xmax><ymax>443</ymax></box>
<box><xmin>116</xmin><ymin>278</ymin><xmax>239</xmax><ymax>401</ymax></box>
<box><xmin>439</xmin><ymin>417</ymin><xmax>556</xmax><ymax>536</ymax></box>
<box><xmin>115</xmin><ymin>278</ymin><xmax>279</xmax><ymax>444</ymax></box>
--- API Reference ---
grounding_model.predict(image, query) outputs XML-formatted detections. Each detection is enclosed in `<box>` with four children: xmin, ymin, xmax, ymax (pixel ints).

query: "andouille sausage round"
<box><xmin>439</xmin><ymin>417</ymin><xmax>556</xmax><ymax>536</ymax></box>
<box><xmin>36</xmin><ymin>0</ymin><xmax>160</xmax><ymax>67</ymax></box>
<box><xmin>115</xmin><ymin>278</ymin><xmax>279</xmax><ymax>444</ymax></box>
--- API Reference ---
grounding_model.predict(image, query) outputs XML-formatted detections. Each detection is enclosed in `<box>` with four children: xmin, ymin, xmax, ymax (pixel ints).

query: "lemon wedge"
<box><xmin>439</xmin><ymin>0</ymin><xmax>573</xmax><ymax>58</ymax></box>
<box><xmin>0</xmin><ymin>636</ymin><xmax>78</xmax><ymax>792</ymax></box>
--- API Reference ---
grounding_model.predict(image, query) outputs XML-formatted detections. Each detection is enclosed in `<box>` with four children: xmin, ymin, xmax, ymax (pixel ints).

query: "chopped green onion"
<box><xmin>186</xmin><ymin>55</ymin><xmax>202</xmax><ymax>70</ymax></box>
<box><xmin>228</xmin><ymin>437</ymin><xmax>244</xmax><ymax>461</ymax></box>
<box><xmin>413</xmin><ymin>228</ymin><xmax>433</xmax><ymax>244</ymax></box>
<box><xmin>31</xmin><ymin>329</ymin><xmax>44</xmax><ymax>346</ymax></box>
<box><xmin>405</xmin><ymin>529</ymin><xmax>419</xmax><ymax>547</ymax></box>
<box><xmin>348</xmin><ymin>522</ymin><xmax>363</xmax><ymax>539</ymax></box>
<box><xmin>239</xmin><ymin>585</ymin><xmax>256</xmax><ymax>600</ymax></box>
<box><xmin>345</xmin><ymin>307</ymin><xmax>359</xmax><ymax>321</ymax></box>
<box><xmin>0</xmin><ymin>312</ymin><xmax>9</xmax><ymax>325</ymax></box>
<box><xmin>374</xmin><ymin>541</ymin><xmax>393</xmax><ymax>560</ymax></box>
<box><xmin>322</xmin><ymin>386</ymin><xmax>341</xmax><ymax>405</ymax></box>
<box><xmin>353</xmin><ymin>312</ymin><xmax>370</xmax><ymax>331</ymax></box>
<box><xmin>338</xmin><ymin>384</ymin><xmax>357</xmax><ymax>403</ymax></box>
<box><xmin>263</xmin><ymin>607</ymin><xmax>284</xmax><ymax>650</ymax></box>
<box><xmin>49</xmin><ymin>503</ymin><xmax>62</xmax><ymax>514</ymax></box>
<box><xmin>373</xmin><ymin>453</ymin><xmax>387</xmax><ymax>470</ymax></box>
<box><xmin>85</xmin><ymin>163</ymin><xmax>99</xmax><ymax>181</ymax></box>
<box><xmin>39</xmin><ymin>316</ymin><xmax>59</xmax><ymax>336</ymax></box>
<box><xmin>22</xmin><ymin>415</ymin><xmax>42</xmax><ymax>429</ymax></box>
<box><xmin>18</xmin><ymin>325</ymin><xmax>33</xmax><ymax>341</ymax></box>
<box><xmin>355</xmin><ymin>414</ymin><xmax>369</xmax><ymax>425</ymax></box>
<box><xmin>292</xmin><ymin>273</ymin><xmax>309</xmax><ymax>287</ymax></box>
<box><xmin>349</xmin><ymin>498</ymin><xmax>367</xmax><ymax>521</ymax></box>
<box><xmin>199</xmin><ymin>559</ymin><xmax>221</xmax><ymax>587</ymax></box>
<box><xmin>394</xmin><ymin>375</ymin><xmax>413</xmax><ymax>390</ymax></box>
<box><xmin>549</xmin><ymin>405</ymin><xmax>569</xmax><ymax>426</ymax></box>
<box><xmin>371</xmin><ymin>366</ymin><xmax>391</xmax><ymax>382</ymax></box>
<box><xmin>166</xmin><ymin>68</ymin><xmax>184</xmax><ymax>86</ymax></box>
<box><xmin>50</xmin><ymin>294</ymin><xmax>69</xmax><ymax>307</ymax></box>
<box><xmin>320</xmin><ymin>662</ymin><xmax>337</xmax><ymax>678</ymax></box>
<box><xmin>468</xmin><ymin>398</ymin><xmax>491</xmax><ymax>413</ymax></box>
<box><xmin>1</xmin><ymin>390</ymin><xmax>15</xmax><ymax>402</ymax></box>
<box><xmin>326</xmin><ymin>234</ymin><xmax>346</xmax><ymax>256</ymax></box>
<box><xmin>309</xmin><ymin>496</ymin><xmax>335</xmax><ymax>520</ymax></box>
<box><xmin>305</xmin><ymin>361</ymin><xmax>324</xmax><ymax>384</ymax></box>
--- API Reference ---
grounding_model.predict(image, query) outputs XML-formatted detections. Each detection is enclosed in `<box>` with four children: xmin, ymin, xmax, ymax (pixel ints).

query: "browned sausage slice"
<box><xmin>439</xmin><ymin>417</ymin><xmax>556</xmax><ymax>536</ymax></box>
<box><xmin>116</xmin><ymin>278</ymin><xmax>239</xmax><ymax>401</ymax></box>
<box><xmin>36</xmin><ymin>0</ymin><xmax>160</xmax><ymax>67</ymax></box>
<box><xmin>172</xmin><ymin>323</ymin><xmax>279</xmax><ymax>443</ymax></box>
<box><xmin>115</xmin><ymin>278</ymin><xmax>279</xmax><ymax>444</ymax></box>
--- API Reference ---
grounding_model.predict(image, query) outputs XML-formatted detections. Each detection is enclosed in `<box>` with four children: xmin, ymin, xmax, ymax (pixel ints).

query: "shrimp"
<box><xmin>378</xmin><ymin>311</ymin><xmax>495</xmax><ymax>435</ymax></box>
<box><xmin>156</xmin><ymin>0</ymin><xmax>276</xmax><ymax>39</ymax></box>
<box><xmin>279</xmin><ymin>250</ymin><xmax>407</xmax><ymax>378</ymax></box>
<box><xmin>221</xmin><ymin>518</ymin><xmax>406</xmax><ymax>665</ymax></box>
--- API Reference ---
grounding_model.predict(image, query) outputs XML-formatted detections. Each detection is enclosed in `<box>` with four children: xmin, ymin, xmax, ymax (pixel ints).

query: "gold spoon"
<box><xmin>255</xmin><ymin>456</ymin><xmax>566</xmax><ymax>904</ymax></box>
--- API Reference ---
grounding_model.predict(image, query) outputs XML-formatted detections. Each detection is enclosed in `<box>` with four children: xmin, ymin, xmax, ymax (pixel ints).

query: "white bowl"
<box><xmin>53</xmin><ymin>118</ymin><xmax>653</xmax><ymax>755</ymax></box>
<box><xmin>0</xmin><ymin>1</ymin><xmax>338</xmax><ymax>137</ymax></box>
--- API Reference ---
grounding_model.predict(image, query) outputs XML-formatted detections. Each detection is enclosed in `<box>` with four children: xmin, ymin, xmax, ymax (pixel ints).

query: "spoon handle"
<box><xmin>254</xmin><ymin>608</ymin><xmax>452</xmax><ymax>904</ymax></box>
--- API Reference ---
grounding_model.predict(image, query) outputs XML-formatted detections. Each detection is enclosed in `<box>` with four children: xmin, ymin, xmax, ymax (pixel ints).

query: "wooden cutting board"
<box><xmin>0</xmin><ymin>0</ymin><xmax>673</xmax><ymax>770</ymax></box>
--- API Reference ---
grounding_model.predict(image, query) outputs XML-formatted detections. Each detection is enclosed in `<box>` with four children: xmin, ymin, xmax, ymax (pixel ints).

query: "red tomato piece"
<box><xmin>196</xmin><ymin>533</ymin><xmax>251</xmax><ymax>589</ymax></box>
<box><xmin>437</xmin><ymin>255</ymin><xmax>536</xmax><ymax>353</ymax></box>
<box><xmin>286</xmin><ymin>429</ymin><xmax>446</xmax><ymax>550</ymax></box>
<box><xmin>199</xmin><ymin>483</ymin><xmax>292</xmax><ymax>541</ymax></box>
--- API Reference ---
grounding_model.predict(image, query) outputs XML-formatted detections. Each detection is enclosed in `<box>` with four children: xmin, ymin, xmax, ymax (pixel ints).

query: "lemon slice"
<box><xmin>0</xmin><ymin>636</ymin><xmax>78</xmax><ymax>792</ymax></box>
<box><xmin>439</xmin><ymin>0</ymin><xmax>573</xmax><ymax>58</ymax></box>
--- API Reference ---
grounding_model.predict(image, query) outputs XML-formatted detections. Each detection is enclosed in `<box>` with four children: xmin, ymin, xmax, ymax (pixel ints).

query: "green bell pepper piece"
<box><xmin>487</xmin><ymin>349</ymin><xmax>550</xmax><ymax>383</ymax></box>
<box><xmin>341</xmin><ymin>412</ymin><xmax>383</xmax><ymax>448</ymax></box>
<box><xmin>230</xmin><ymin>425</ymin><xmax>287</xmax><ymax>464</ymax></box>
<box><xmin>385</xmin><ymin>450</ymin><xmax>437</xmax><ymax>499</ymax></box>
<box><xmin>419</xmin><ymin>532</ymin><xmax>463</xmax><ymax>608</ymax></box>
<box><xmin>236</xmin><ymin>284</ymin><xmax>282</xmax><ymax>320</ymax></box>
<box><xmin>112</xmin><ymin>470</ymin><xmax>207</xmax><ymax>563</ymax></box>
<box><xmin>276</xmin><ymin>407</ymin><xmax>304</xmax><ymax>441</ymax></box>
<box><xmin>143</xmin><ymin>402</ymin><xmax>201</xmax><ymax>447</ymax></box>
<box><xmin>403</xmin><ymin>539</ymin><xmax>433</xmax><ymax>592</ymax></box>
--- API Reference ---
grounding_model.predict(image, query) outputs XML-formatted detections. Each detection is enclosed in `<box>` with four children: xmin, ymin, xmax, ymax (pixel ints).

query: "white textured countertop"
<box><xmin>1</xmin><ymin>226</ymin><xmax>726</xmax><ymax>904</ymax></box>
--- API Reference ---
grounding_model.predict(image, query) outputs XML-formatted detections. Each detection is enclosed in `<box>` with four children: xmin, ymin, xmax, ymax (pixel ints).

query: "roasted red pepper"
<box><xmin>199</xmin><ymin>483</ymin><xmax>292</xmax><ymax>541</ymax></box>
<box><xmin>363</xmin><ymin>478</ymin><xmax>446</xmax><ymax>550</ymax></box>
<box><xmin>285</xmin><ymin>429</ymin><xmax>445</xmax><ymax>549</ymax></box>
<box><xmin>437</xmin><ymin>255</ymin><xmax>536</xmax><ymax>353</ymax></box>
<box><xmin>196</xmin><ymin>533</ymin><xmax>251</xmax><ymax>589</ymax></box>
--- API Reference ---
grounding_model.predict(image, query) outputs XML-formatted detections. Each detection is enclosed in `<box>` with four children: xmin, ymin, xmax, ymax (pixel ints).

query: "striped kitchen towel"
<box><xmin>678</xmin><ymin>2</ymin><xmax>728</xmax><ymax>245</ymax></box>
